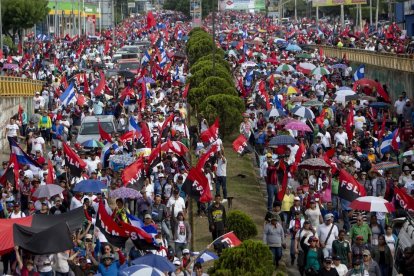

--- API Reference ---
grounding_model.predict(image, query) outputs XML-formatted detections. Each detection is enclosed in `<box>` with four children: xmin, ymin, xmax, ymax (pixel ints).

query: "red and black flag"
<box><xmin>182</xmin><ymin>167</ymin><xmax>212</xmax><ymax>203</ymax></box>
<box><xmin>394</xmin><ymin>187</ymin><xmax>414</xmax><ymax>212</ymax></box>
<box><xmin>122</xmin><ymin>157</ymin><xmax>146</xmax><ymax>191</ymax></box>
<box><xmin>211</xmin><ymin>231</ymin><xmax>241</xmax><ymax>249</ymax></box>
<box><xmin>232</xmin><ymin>134</ymin><xmax>252</xmax><ymax>155</ymax></box>
<box><xmin>98</xmin><ymin>120</ymin><xmax>112</xmax><ymax>143</ymax></box>
<box><xmin>96</xmin><ymin>203</ymin><xmax>128</xmax><ymax>248</ymax></box>
<box><xmin>200</xmin><ymin>118</ymin><xmax>219</xmax><ymax>144</ymax></box>
<box><xmin>196</xmin><ymin>144</ymin><xmax>219</xmax><ymax>170</ymax></box>
<box><xmin>338</xmin><ymin>169</ymin><xmax>367</xmax><ymax>202</ymax></box>
<box><xmin>257</xmin><ymin>81</ymin><xmax>270</xmax><ymax>110</ymax></box>
<box><xmin>63</xmin><ymin>143</ymin><xmax>87</xmax><ymax>177</ymax></box>
<box><xmin>46</xmin><ymin>160</ymin><xmax>56</xmax><ymax>184</ymax></box>
<box><xmin>0</xmin><ymin>154</ymin><xmax>19</xmax><ymax>189</ymax></box>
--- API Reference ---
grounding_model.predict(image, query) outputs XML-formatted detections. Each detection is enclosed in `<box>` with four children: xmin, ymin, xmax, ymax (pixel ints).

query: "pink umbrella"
<box><xmin>284</xmin><ymin>121</ymin><xmax>312</xmax><ymax>132</ymax></box>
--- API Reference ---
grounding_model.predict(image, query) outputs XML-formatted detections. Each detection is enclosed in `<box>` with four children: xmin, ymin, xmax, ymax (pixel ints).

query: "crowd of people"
<box><xmin>202</xmin><ymin>11</ymin><xmax>414</xmax><ymax>276</ymax></box>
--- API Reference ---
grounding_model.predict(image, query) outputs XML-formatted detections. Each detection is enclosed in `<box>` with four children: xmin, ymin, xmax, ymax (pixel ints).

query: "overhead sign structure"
<box><xmin>312</xmin><ymin>0</ymin><xmax>367</xmax><ymax>7</ymax></box>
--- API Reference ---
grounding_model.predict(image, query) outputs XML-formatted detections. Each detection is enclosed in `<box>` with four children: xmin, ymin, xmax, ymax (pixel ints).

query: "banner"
<box><xmin>63</xmin><ymin>143</ymin><xmax>86</xmax><ymax>177</ymax></box>
<box><xmin>312</xmin><ymin>0</ymin><xmax>367</xmax><ymax>7</ymax></box>
<box><xmin>395</xmin><ymin>187</ymin><xmax>414</xmax><ymax>212</ymax></box>
<box><xmin>338</xmin><ymin>169</ymin><xmax>366</xmax><ymax>202</ymax></box>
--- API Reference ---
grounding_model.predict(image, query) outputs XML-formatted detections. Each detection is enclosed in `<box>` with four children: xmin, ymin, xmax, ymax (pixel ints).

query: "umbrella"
<box><xmin>131</xmin><ymin>254</ymin><xmax>176</xmax><ymax>272</ymax></box>
<box><xmin>253</xmin><ymin>37</ymin><xmax>264</xmax><ymax>43</ymax></box>
<box><xmin>331</xmin><ymin>63</ymin><xmax>347</xmax><ymax>70</ymax></box>
<box><xmin>298</xmin><ymin>158</ymin><xmax>330</xmax><ymax>170</ymax></box>
<box><xmin>173</xmin><ymin>51</ymin><xmax>186</xmax><ymax>59</ymax></box>
<box><xmin>137</xmin><ymin>77</ymin><xmax>156</xmax><ymax>84</ymax></box>
<box><xmin>311</xmin><ymin>67</ymin><xmax>330</xmax><ymax>76</ymax></box>
<box><xmin>335</xmin><ymin>90</ymin><xmax>355</xmax><ymax>96</ymax></box>
<box><xmin>285</xmin><ymin>121</ymin><xmax>312</xmax><ymax>132</ymax></box>
<box><xmin>334</xmin><ymin>93</ymin><xmax>357</xmax><ymax>103</ymax></box>
<box><xmin>109</xmin><ymin>187</ymin><xmax>143</xmax><ymax>199</ymax></box>
<box><xmin>73</xmin><ymin>180</ymin><xmax>106</xmax><ymax>193</ymax></box>
<box><xmin>81</xmin><ymin>140</ymin><xmax>104</xmax><ymax>148</ymax></box>
<box><xmin>291</xmin><ymin>106</ymin><xmax>315</xmax><ymax>119</ymax></box>
<box><xmin>360</xmin><ymin>95</ymin><xmax>377</xmax><ymax>101</ymax></box>
<box><xmin>296</xmin><ymin>62</ymin><xmax>316</xmax><ymax>74</ymax></box>
<box><xmin>2</xmin><ymin>64</ymin><xmax>19</xmax><ymax>70</ymax></box>
<box><xmin>276</xmin><ymin>117</ymin><xmax>300</xmax><ymax>126</ymax></box>
<box><xmin>227</xmin><ymin>50</ymin><xmax>238</xmax><ymax>57</ymax></box>
<box><xmin>287</xmin><ymin>86</ymin><xmax>300</xmax><ymax>95</ymax></box>
<box><xmin>119</xmin><ymin>264</ymin><xmax>164</xmax><ymax>276</ymax></box>
<box><xmin>241</xmin><ymin>61</ymin><xmax>257</xmax><ymax>67</ymax></box>
<box><xmin>268</xmin><ymin>135</ymin><xmax>298</xmax><ymax>147</ymax></box>
<box><xmin>32</xmin><ymin>184</ymin><xmax>64</xmax><ymax>198</ymax></box>
<box><xmin>276</xmin><ymin>64</ymin><xmax>295</xmax><ymax>72</ymax></box>
<box><xmin>286</xmin><ymin>44</ymin><xmax>302</xmax><ymax>52</ymax></box>
<box><xmin>264</xmin><ymin>58</ymin><xmax>279</xmax><ymax>65</ymax></box>
<box><xmin>295</xmin><ymin>53</ymin><xmax>312</xmax><ymax>59</ymax></box>
<box><xmin>373</xmin><ymin>162</ymin><xmax>400</xmax><ymax>171</ymax></box>
<box><xmin>118</xmin><ymin>70</ymin><xmax>136</xmax><ymax>78</ymax></box>
<box><xmin>290</xmin><ymin>96</ymin><xmax>309</xmax><ymax>103</ymax></box>
<box><xmin>265</xmin><ymin>108</ymin><xmax>286</xmax><ymax>118</ymax></box>
<box><xmin>403</xmin><ymin>150</ymin><xmax>414</xmax><ymax>157</ymax></box>
<box><xmin>273</xmin><ymin>37</ymin><xmax>286</xmax><ymax>43</ymax></box>
<box><xmin>350</xmin><ymin>196</ymin><xmax>395</xmax><ymax>212</ymax></box>
<box><xmin>253</xmin><ymin>52</ymin><xmax>267</xmax><ymax>59</ymax></box>
<box><xmin>302</xmin><ymin>100</ymin><xmax>323</xmax><ymax>107</ymax></box>
<box><xmin>338</xmin><ymin>86</ymin><xmax>352</xmax><ymax>91</ymax></box>
<box><xmin>369</xmin><ymin>102</ymin><xmax>390</xmax><ymax>109</ymax></box>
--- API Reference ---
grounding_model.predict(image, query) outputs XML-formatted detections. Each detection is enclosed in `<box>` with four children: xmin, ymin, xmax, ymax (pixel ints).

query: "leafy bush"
<box><xmin>225</xmin><ymin>210</ymin><xmax>258</xmax><ymax>241</ymax></box>
<box><xmin>187</xmin><ymin>64</ymin><xmax>234</xmax><ymax>89</ymax></box>
<box><xmin>208</xmin><ymin>240</ymin><xmax>274</xmax><ymax>276</ymax></box>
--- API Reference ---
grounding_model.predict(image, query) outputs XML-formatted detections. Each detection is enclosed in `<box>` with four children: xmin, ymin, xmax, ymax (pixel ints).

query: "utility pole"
<box><xmin>83</xmin><ymin>0</ymin><xmax>86</xmax><ymax>35</ymax></box>
<box><xmin>78</xmin><ymin>0</ymin><xmax>81</xmax><ymax>36</ymax></box>
<box><xmin>99</xmin><ymin>0</ymin><xmax>102</xmax><ymax>33</ymax></box>
<box><xmin>294</xmin><ymin>0</ymin><xmax>297</xmax><ymax>22</ymax></box>
<box><xmin>340</xmin><ymin>4</ymin><xmax>344</xmax><ymax>26</ymax></box>
<box><xmin>55</xmin><ymin>0</ymin><xmax>58</xmax><ymax>36</ymax></box>
<box><xmin>112</xmin><ymin>0</ymin><xmax>115</xmax><ymax>42</ymax></box>
<box><xmin>212</xmin><ymin>0</ymin><xmax>216</xmax><ymax>76</ymax></box>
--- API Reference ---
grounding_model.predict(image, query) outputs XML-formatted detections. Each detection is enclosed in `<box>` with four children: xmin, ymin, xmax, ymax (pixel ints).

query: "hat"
<box><xmin>356</xmin><ymin>235</ymin><xmax>364</xmax><ymax>240</ymax></box>
<box><xmin>310</xmin><ymin>199</ymin><xmax>316</xmax><ymax>203</ymax></box>
<box><xmin>266</xmin><ymin>153</ymin><xmax>272</xmax><ymax>158</ymax></box>
<box><xmin>182</xmin><ymin>249</ymin><xmax>190</xmax><ymax>254</ymax></box>
<box><xmin>404</xmin><ymin>166</ymin><xmax>410</xmax><ymax>171</ymax></box>
<box><xmin>308</xmin><ymin>236</ymin><xmax>318</xmax><ymax>242</ymax></box>
<box><xmin>35</xmin><ymin>91</ymin><xmax>40</xmax><ymax>95</ymax></box>
<box><xmin>324</xmin><ymin>213</ymin><xmax>334</xmax><ymax>221</ymax></box>
<box><xmin>362</xmin><ymin>250</ymin><xmax>371</xmax><ymax>256</ymax></box>
<box><xmin>13</xmin><ymin>202</ymin><xmax>20</xmax><ymax>207</ymax></box>
<box><xmin>102</xmin><ymin>253</ymin><xmax>114</xmax><ymax>260</ymax></box>
<box><xmin>144</xmin><ymin>214</ymin><xmax>152</xmax><ymax>219</ymax></box>
<box><xmin>324</xmin><ymin>256</ymin><xmax>332</xmax><ymax>262</ymax></box>
<box><xmin>294</xmin><ymin>196</ymin><xmax>300</xmax><ymax>201</ymax></box>
<box><xmin>173</xmin><ymin>257</ymin><xmax>181</xmax><ymax>266</ymax></box>
<box><xmin>85</xmin><ymin>234</ymin><xmax>93</xmax><ymax>240</ymax></box>
<box><xmin>353</xmin><ymin>260</ymin><xmax>361</xmax><ymax>266</ymax></box>
<box><xmin>333</xmin><ymin>256</ymin><xmax>342</xmax><ymax>261</ymax></box>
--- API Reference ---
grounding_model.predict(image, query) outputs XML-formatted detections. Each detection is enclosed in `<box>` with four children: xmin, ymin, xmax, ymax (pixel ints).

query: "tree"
<box><xmin>187</xmin><ymin>63</ymin><xmax>234</xmax><ymax>90</ymax></box>
<box><xmin>2</xmin><ymin>0</ymin><xmax>49</xmax><ymax>42</ymax></box>
<box><xmin>188</xmin><ymin>76</ymin><xmax>237</xmax><ymax>111</ymax></box>
<box><xmin>187</xmin><ymin>38</ymin><xmax>216</xmax><ymax>65</ymax></box>
<box><xmin>190</xmin><ymin>57</ymin><xmax>231</xmax><ymax>74</ymax></box>
<box><xmin>163</xmin><ymin>0</ymin><xmax>190</xmax><ymax>16</ymax></box>
<box><xmin>226</xmin><ymin>210</ymin><xmax>258</xmax><ymax>241</ymax></box>
<box><xmin>199</xmin><ymin>94</ymin><xmax>244</xmax><ymax>137</ymax></box>
<box><xmin>208</xmin><ymin>240</ymin><xmax>274</xmax><ymax>276</ymax></box>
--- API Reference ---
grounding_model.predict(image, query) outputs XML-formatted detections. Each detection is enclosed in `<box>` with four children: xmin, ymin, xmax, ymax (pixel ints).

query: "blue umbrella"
<box><xmin>81</xmin><ymin>140</ymin><xmax>104</xmax><ymax>148</ymax></box>
<box><xmin>73</xmin><ymin>180</ymin><xmax>106</xmax><ymax>193</ymax></box>
<box><xmin>268</xmin><ymin>135</ymin><xmax>298</xmax><ymax>147</ymax></box>
<box><xmin>369</xmin><ymin>102</ymin><xmax>390</xmax><ymax>109</ymax></box>
<box><xmin>131</xmin><ymin>254</ymin><xmax>175</xmax><ymax>272</ymax></box>
<box><xmin>286</xmin><ymin>44</ymin><xmax>302</xmax><ymax>52</ymax></box>
<box><xmin>264</xmin><ymin>108</ymin><xmax>286</xmax><ymax>118</ymax></box>
<box><xmin>119</xmin><ymin>264</ymin><xmax>163</xmax><ymax>276</ymax></box>
<box><xmin>332</xmin><ymin>63</ymin><xmax>347</xmax><ymax>70</ymax></box>
<box><xmin>137</xmin><ymin>77</ymin><xmax>156</xmax><ymax>84</ymax></box>
<box><xmin>230</xmin><ymin>41</ymin><xmax>239</xmax><ymax>47</ymax></box>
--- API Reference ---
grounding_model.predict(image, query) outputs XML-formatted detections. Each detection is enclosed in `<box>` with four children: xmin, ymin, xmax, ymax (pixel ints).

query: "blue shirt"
<box><xmin>98</xmin><ymin>261</ymin><xmax>121</xmax><ymax>276</ymax></box>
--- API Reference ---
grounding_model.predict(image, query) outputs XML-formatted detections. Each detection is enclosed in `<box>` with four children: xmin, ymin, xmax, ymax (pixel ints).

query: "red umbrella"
<box><xmin>350</xmin><ymin>196</ymin><xmax>395</xmax><ymax>212</ymax></box>
<box><xmin>264</xmin><ymin>58</ymin><xmax>279</xmax><ymax>65</ymax></box>
<box><xmin>352</xmin><ymin>78</ymin><xmax>390</xmax><ymax>102</ymax></box>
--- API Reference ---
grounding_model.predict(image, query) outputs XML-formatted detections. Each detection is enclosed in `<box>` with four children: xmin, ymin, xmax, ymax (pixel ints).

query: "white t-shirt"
<box><xmin>175</xmin><ymin>221</ymin><xmax>187</xmax><ymax>243</ymax></box>
<box><xmin>31</xmin><ymin>136</ymin><xmax>45</xmax><ymax>154</ymax></box>
<box><xmin>305</xmin><ymin>208</ymin><xmax>322</xmax><ymax>229</ymax></box>
<box><xmin>167</xmin><ymin>196</ymin><xmax>186</xmax><ymax>217</ymax></box>
<box><xmin>216</xmin><ymin>157</ymin><xmax>227</xmax><ymax>177</ymax></box>
<box><xmin>394</xmin><ymin>100</ymin><xmax>406</xmax><ymax>115</ymax></box>
<box><xmin>333</xmin><ymin>263</ymin><xmax>348</xmax><ymax>276</ymax></box>
<box><xmin>9</xmin><ymin>211</ymin><xmax>26</xmax><ymax>218</ymax></box>
<box><xmin>6</xmin><ymin>124</ymin><xmax>19</xmax><ymax>137</ymax></box>
<box><xmin>353</xmin><ymin>115</ymin><xmax>366</xmax><ymax>131</ymax></box>
<box><xmin>334</xmin><ymin>132</ymin><xmax>348</xmax><ymax>146</ymax></box>
<box><xmin>317</xmin><ymin>132</ymin><xmax>331</xmax><ymax>148</ymax></box>
<box><xmin>317</xmin><ymin>223</ymin><xmax>339</xmax><ymax>249</ymax></box>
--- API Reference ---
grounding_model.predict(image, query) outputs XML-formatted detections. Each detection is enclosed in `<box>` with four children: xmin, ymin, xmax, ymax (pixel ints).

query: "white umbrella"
<box><xmin>291</xmin><ymin>106</ymin><xmax>315</xmax><ymax>120</ymax></box>
<box><xmin>350</xmin><ymin>196</ymin><xmax>395</xmax><ymax>212</ymax></box>
<box><xmin>32</xmin><ymin>184</ymin><xmax>64</xmax><ymax>198</ymax></box>
<box><xmin>335</xmin><ymin>90</ymin><xmax>355</xmax><ymax>96</ymax></box>
<box><xmin>119</xmin><ymin>264</ymin><xmax>164</xmax><ymax>276</ymax></box>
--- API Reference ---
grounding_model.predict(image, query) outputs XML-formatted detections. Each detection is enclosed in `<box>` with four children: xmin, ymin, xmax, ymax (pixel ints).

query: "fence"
<box><xmin>0</xmin><ymin>77</ymin><xmax>44</xmax><ymax>97</ymax></box>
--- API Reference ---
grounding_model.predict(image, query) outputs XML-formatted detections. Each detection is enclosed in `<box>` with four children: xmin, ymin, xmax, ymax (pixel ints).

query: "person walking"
<box><xmin>207</xmin><ymin>194</ymin><xmax>227</xmax><ymax>241</ymax></box>
<box><xmin>371</xmin><ymin>235</ymin><xmax>393</xmax><ymax>276</ymax></box>
<box><xmin>362</xmin><ymin>250</ymin><xmax>381</xmax><ymax>276</ymax></box>
<box><xmin>263</xmin><ymin>214</ymin><xmax>286</xmax><ymax>268</ymax></box>
<box><xmin>317</xmin><ymin>213</ymin><xmax>339</xmax><ymax>257</ymax></box>
<box><xmin>215</xmin><ymin>151</ymin><xmax>227</xmax><ymax>201</ymax></box>
<box><xmin>332</xmin><ymin>229</ymin><xmax>352</xmax><ymax>268</ymax></box>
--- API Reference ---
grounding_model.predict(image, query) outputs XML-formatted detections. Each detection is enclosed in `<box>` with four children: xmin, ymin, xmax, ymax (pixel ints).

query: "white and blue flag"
<box><xmin>141</xmin><ymin>50</ymin><xmax>151</xmax><ymax>66</ymax></box>
<box><xmin>129</xmin><ymin>117</ymin><xmax>142</xmax><ymax>132</ymax></box>
<box><xmin>380</xmin><ymin>129</ymin><xmax>399</xmax><ymax>154</ymax></box>
<box><xmin>59</xmin><ymin>82</ymin><xmax>76</xmax><ymax>106</ymax></box>
<box><xmin>195</xmin><ymin>250</ymin><xmax>219</xmax><ymax>263</ymax></box>
<box><xmin>9</xmin><ymin>139</ymin><xmax>41</xmax><ymax>174</ymax></box>
<box><xmin>353</xmin><ymin>64</ymin><xmax>365</xmax><ymax>81</ymax></box>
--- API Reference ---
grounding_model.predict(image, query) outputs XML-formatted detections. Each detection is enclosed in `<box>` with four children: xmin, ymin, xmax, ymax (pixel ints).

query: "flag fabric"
<box><xmin>147</xmin><ymin>11</ymin><xmax>157</xmax><ymax>29</ymax></box>
<box><xmin>277</xmin><ymin>161</ymin><xmax>289</xmax><ymax>201</ymax></box>
<box><xmin>257</xmin><ymin>81</ymin><xmax>270</xmax><ymax>110</ymax></box>
<box><xmin>182</xmin><ymin>167</ymin><xmax>212</xmax><ymax>203</ymax></box>
<box><xmin>0</xmin><ymin>154</ymin><xmax>19</xmax><ymax>189</ymax></box>
<box><xmin>200</xmin><ymin>118</ymin><xmax>220</xmax><ymax>144</ymax></box>
<box><xmin>394</xmin><ymin>187</ymin><xmax>414</xmax><ymax>212</ymax></box>
<box><xmin>323</xmin><ymin>148</ymin><xmax>338</xmax><ymax>173</ymax></box>
<box><xmin>100</xmin><ymin>142</ymin><xmax>118</xmax><ymax>165</ymax></box>
<box><xmin>18</xmin><ymin>105</ymin><xmax>23</xmax><ymax>124</ymax></box>
<box><xmin>96</xmin><ymin>203</ymin><xmax>128</xmax><ymax>248</ymax></box>
<box><xmin>128</xmin><ymin>117</ymin><xmax>142</xmax><ymax>132</ymax></box>
<box><xmin>160</xmin><ymin>114</ymin><xmax>175</xmax><ymax>136</ymax></box>
<box><xmin>338</xmin><ymin>169</ymin><xmax>367</xmax><ymax>202</ymax></box>
<box><xmin>232</xmin><ymin>135</ymin><xmax>251</xmax><ymax>155</ymax></box>
<box><xmin>345</xmin><ymin>106</ymin><xmax>354</xmax><ymax>140</ymax></box>
<box><xmin>182</xmin><ymin>83</ymin><xmax>190</xmax><ymax>98</ymax></box>
<box><xmin>98</xmin><ymin>121</ymin><xmax>112</xmax><ymax>143</ymax></box>
<box><xmin>122</xmin><ymin>157</ymin><xmax>145</xmax><ymax>190</ymax></box>
<box><xmin>380</xmin><ymin>129</ymin><xmax>400</xmax><ymax>154</ymax></box>
<box><xmin>196</xmin><ymin>144</ymin><xmax>219</xmax><ymax>170</ymax></box>
<box><xmin>9</xmin><ymin>139</ymin><xmax>41</xmax><ymax>174</ymax></box>
<box><xmin>59</xmin><ymin>82</ymin><xmax>76</xmax><ymax>106</ymax></box>
<box><xmin>269</xmin><ymin>74</ymin><xmax>275</xmax><ymax>91</ymax></box>
<box><xmin>126</xmin><ymin>213</ymin><xmax>144</xmax><ymax>228</ymax></box>
<box><xmin>353</xmin><ymin>64</ymin><xmax>365</xmax><ymax>81</ymax></box>
<box><xmin>94</xmin><ymin>71</ymin><xmax>106</xmax><ymax>96</ymax></box>
<box><xmin>195</xmin><ymin>250</ymin><xmax>219</xmax><ymax>264</ymax></box>
<box><xmin>46</xmin><ymin>160</ymin><xmax>56</xmax><ymax>184</ymax></box>
<box><xmin>211</xmin><ymin>231</ymin><xmax>241</xmax><ymax>249</ymax></box>
<box><xmin>63</xmin><ymin>143</ymin><xmax>86</xmax><ymax>177</ymax></box>
<box><xmin>141</xmin><ymin>50</ymin><xmax>151</xmax><ymax>66</ymax></box>
<box><xmin>140</xmin><ymin>122</ymin><xmax>152</xmax><ymax>148</ymax></box>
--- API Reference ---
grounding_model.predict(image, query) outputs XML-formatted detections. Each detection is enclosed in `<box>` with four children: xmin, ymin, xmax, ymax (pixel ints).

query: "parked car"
<box><xmin>76</xmin><ymin>115</ymin><xmax>117</xmax><ymax>144</ymax></box>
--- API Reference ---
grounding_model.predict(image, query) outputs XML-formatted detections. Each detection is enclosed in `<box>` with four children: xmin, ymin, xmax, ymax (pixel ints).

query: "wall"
<box><xmin>0</xmin><ymin>97</ymin><xmax>33</xmax><ymax>154</ymax></box>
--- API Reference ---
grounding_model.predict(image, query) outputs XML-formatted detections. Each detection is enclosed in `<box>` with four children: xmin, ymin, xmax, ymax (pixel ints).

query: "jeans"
<box><xmin>281</xmin><ymin>211</ymin><xmax>290</xmax><ymax>232</ymax></box>
<box><xmin>40</xmin><ymin>272</ymin><xmax>54</xmax><ymax>276</ymax></box>
<box><xmin>269</xmin><ymin>246</ymin><xmax>282</xmax><ymax>267</ymax></box>
<box><xmin>216</xmin><ymin>176</ymin><xmax>227</xmax><ymax>198</ymax></box>
<box><xmin>267</xmin><ymin>185</ymin><xmax>278</xmax><ymax>211</ymax></box>
<box><xmin>174</xmin><ymin>242</ymin><xmax>188</xmax><ymax>258</ymax></box>
<box><xmin>290</xmin><ymin>237</ymin><xmax>296</xmax><ymax>262</ymax></box>
<box><xmin>56</xmin><ymin>272</ymin><xmax>70</xmax><ymax>276</ymax></box>
<box><xmin>342</xmin><ymin>210</ymin><xmax>351</xmax><ymax>232</ymax></box>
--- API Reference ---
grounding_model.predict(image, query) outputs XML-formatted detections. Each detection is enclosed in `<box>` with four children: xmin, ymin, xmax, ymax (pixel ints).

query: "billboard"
<box><xmin>223</xmin><ymin>0</ymin><xmax>266</xmax><ymax>10</ymax></box>
<box><xmin>190</xmin><ymin>0</ymin><xmax>202</xmax><ymax>27</ymax></box>
<box><xmin>312</xmin><ymin>0</ymin><xmax>366</xmax><ymax>7</ymax></box>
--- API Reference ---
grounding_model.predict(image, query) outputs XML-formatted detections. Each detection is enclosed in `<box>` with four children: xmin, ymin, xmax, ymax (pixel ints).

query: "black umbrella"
<box><xmin>268</xmin><ymin>135</ymin><xmax>298</xmax><ymax>147</ymax></box>
<box><xmin>174</xmin><ymin>51</ymin><xmax>186</xmax><ymax>59</ymax></box>
<box><xmin>117</xmin><ymin>70</ymin><xmax>136</xmax><ymax>78</ymax></box>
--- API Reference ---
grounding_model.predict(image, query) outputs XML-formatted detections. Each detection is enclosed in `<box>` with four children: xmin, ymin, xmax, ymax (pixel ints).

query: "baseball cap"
<box><xmin>333</xmin><ymin>256</ymin><xmax>341</xmax><ymax>261</ymax></box>
<box><xmin>294</xmin><ymin>196</ymin><xmax>300</xmax><ymax>201</ymax></box>
<box><xmin>85</xmin><ymin>234</ymin><xmax>93</xmax><ymax>240</ymax></box>
<box><xmin>324</xmin><ymin>213</ymin><xmax>333</xmax><ymax>221</ymax></box>
<box><xmin>182</xmin><ymin>249</ymin><xmax>190</xmax><ymax>254</ymax></box>
<box><xmin>144</xmin><ymin>214</ymin><xmax>152</xmax><ymax>219</ymax></box>
<box><xmin>324</xmin><ymin>256</ymin><xmax>332</xmax><ymax>262</ymax></box>
<box><xmin>173</xmin><ymin>257</ymin><xmax>181</xmax><ymax>266</ymax></box>
<box><xmin>362</xmin><ymin>250</ymin><xmax>371</xmax><ymax>256</ymax></box>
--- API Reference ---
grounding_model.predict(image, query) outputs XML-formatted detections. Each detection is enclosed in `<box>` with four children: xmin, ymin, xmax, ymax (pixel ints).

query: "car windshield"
<box><xmin>79</xmin><ymin>122</ymin><xmax>114</xmax><ymax>135</ymax></box>
<box><xmin>119</xmin><ymin>62</ymin><xmax>139</xmax><ymax>70</ymax></box>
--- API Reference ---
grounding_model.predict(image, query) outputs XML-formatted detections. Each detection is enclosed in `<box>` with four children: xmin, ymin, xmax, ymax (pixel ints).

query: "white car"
<box><xmin>76</xmin><ymin>115</ymin><xmax>117</xmax><ymax>145</ymax></box>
